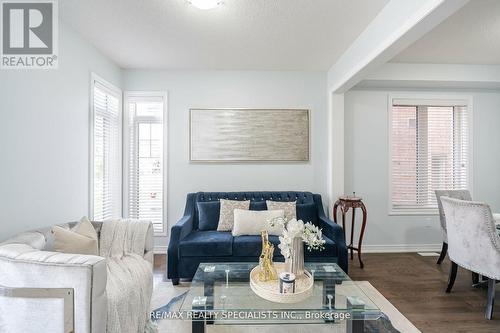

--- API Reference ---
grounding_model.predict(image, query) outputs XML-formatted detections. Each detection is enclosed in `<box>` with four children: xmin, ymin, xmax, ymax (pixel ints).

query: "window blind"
<box><xmin>92</xmin><ymin>80</ymin><xmax>121</xmax><ymax>221</ymax></box>
<box><xmin>390</xmin><ymin>102</ymin><xmax>469</xmax><ymax>212</ymax></box>
<box><xmin>125</xmin><ymin>95</ymin><xmax>166</xmax><ymax>234</ymax></box>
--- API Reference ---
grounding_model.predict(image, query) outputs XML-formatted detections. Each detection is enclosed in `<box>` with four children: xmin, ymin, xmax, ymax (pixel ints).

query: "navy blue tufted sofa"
<box><xmin>167</xmin><ymin>191</ymin><xmax>348</xmax><ymax>284</ymax></box>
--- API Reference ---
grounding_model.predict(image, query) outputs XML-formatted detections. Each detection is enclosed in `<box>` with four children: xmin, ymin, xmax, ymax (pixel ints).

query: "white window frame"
<box><xmin>89</xmin><ymin>73</ymin><xmax>123</xmax><ymax>220</ymax></box>
<box><xmin>387</xmin><ymin>93</ymin><xmax>474</xmax><ymax>216</ymax></box>
<box><xmin>123</xmin><ymin>91</ymin><xmax>168</xmax><ymax>236</ymax></box>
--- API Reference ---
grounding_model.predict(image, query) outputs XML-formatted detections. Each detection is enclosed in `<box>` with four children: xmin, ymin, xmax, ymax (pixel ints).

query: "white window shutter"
<box><xmin>92</xmin><ymin>80</ymin><xmax>122</xmax><ymax>221</ymax></box>
<box><xmin>125</xmin><ymin>94</ymin><xmax>166</xmax><ymax>234</ymax></box>
<box><xmin>391</xmin><ymin>102</ymin><xmax>469</xmax><ymax>212</ymax></box>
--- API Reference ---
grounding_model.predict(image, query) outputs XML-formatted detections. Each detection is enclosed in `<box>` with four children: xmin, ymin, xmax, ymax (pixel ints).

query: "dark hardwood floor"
<box><xmin>154</xmin><ymin>254</ymin><xmax>165</xmax><ymax>272</ymax></box>
<box><xmin>348</xmin><ymin>253</ymin><xmax>499</xmax><ymax>333</ymax></box>
<box><xmin>153</xmin><ymin>254</ymin><xmax>167</xmax><ymax>286</ymax></box>
<box><xmin>153</xmin><ymin>253</ymin><xmax>499</xmax><ymax>333</ymax></box>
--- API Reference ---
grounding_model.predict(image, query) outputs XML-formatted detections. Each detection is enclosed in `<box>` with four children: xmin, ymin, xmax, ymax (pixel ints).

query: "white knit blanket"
<box><xmin>100</xmin><ymin>219</ymin><xmax>155</xmax><ymax>333</ymax></box>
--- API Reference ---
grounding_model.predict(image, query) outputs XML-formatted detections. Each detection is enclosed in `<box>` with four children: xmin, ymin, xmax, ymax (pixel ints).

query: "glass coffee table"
<box><xmin>177</xmin><ymin>262</ymin><xmax>383</xmax><ymax>333</ymax></box>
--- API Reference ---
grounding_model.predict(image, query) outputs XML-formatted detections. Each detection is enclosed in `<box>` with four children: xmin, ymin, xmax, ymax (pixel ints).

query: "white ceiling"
<box><xmin>59</xmin><ymin>0</ymin><xmax>389</xmax><ymax>70</ymax></box>
<box><xmin>392</xmin><ymin>0</ymin><xmax>500</xmax><ymax>65</ymax></box>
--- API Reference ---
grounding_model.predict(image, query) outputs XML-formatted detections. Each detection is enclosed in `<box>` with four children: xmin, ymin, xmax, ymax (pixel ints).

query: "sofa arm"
<box><xmin>0</xmin><ymin>244</ymin><xmax>107</xmax><ymax>333</ymax></box>
<box><xmin>318</xmin><ymin>216</ymin><xmax>348</xmax><ymax>273</ymax></box>
<box><xmin>132</xmin><ymin>220</ymin><xmax>154</xmax><ymax>265</ymax></box>
<box><xmin>167</xmin><ymin>214</ymin><xmax>194</xmax><ymax>280</ymax></box>
<box><xmin>125</xmin><ymin>219</ymin><xmax>155</xmax><ymax>265</ymax></box>
<box><xmin>0</xmin><ymin>285</ymin><xmax>74</xmax><ymax>333</ymax></box>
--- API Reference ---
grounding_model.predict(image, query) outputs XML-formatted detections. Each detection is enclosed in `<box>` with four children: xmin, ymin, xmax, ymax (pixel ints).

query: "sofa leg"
<box><xmin>172</xmin><ymin>278</ymin><xmax>180</xmax><ymax>285</ymax></box>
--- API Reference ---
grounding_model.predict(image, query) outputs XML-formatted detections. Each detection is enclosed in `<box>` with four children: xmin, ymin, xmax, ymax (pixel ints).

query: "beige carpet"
<box><xmin>151</xmin><ymin>281</ymin><xmax>421</xmax><ymax>333</ymax></box>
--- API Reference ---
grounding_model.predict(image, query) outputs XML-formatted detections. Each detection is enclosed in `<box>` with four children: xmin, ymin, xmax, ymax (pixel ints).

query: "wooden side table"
<box><xmin>333</xmin><ymin>196</ymin><xmax>367</xmax><ymax>268</ymax></box>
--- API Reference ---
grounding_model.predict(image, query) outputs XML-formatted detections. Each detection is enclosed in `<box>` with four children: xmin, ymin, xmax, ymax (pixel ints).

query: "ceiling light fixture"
<box><xmin>188</xmin><ymin>0</ymin><xmax>222</xmax><ymax>10</ymax></box>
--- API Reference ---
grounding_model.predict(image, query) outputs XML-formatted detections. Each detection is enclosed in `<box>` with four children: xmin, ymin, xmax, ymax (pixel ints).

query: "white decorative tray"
<box><xmin>250</xmin><ymin>263</ymin><xmax>314</xmax><ymax>303</ymax></box>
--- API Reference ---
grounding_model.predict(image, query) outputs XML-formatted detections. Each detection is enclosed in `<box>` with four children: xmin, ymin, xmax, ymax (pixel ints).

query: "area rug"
<box><xmin>151</xmin><ymin>281</ymin><xmax>421</xmax><ymax>333</ymax></box>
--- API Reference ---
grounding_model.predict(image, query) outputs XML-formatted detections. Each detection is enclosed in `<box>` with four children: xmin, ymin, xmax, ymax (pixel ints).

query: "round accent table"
<box><xmin>333</xmin><ymin>196</ymin><xmax>367</xmax><ymax>269</ymax></box>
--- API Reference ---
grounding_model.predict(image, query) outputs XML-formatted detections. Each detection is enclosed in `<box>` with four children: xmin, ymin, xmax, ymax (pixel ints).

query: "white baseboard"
<box><xmin>362</xmin><ymin>244</ymin><xmax>442</xmax><ymax>253</ymax></box>
<box><xmin>153</xmin><ymin>245</ymin><xmax>168</xmax><ymax>254</ymax></box>
<box><xmin>154</xmin><ymin>244</ymin><xmax>442</xmax><ymax>254</ymax></box>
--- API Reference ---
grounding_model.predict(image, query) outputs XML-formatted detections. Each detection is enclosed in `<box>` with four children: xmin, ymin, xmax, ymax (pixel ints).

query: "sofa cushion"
<box><xmin>250</xmin><ymin>201</ymin><xmax>267</xmax><ymax>211</ymax></box>
<box><xmin>305</xmin><ymin>235</ymin><xmax>338</xmax><ymax>257</ymax></box>
<box><xmin>197</xmin><ymin>201</ymin><xmax>220</xmax><ymax>231</ymax></box>
<box><xmin>233</xmin><ymin>235</ymin><xmax>281</xmax><ymax>257</ymax></box>
<box><xmin>179</xmin><ymin>231</ymin><xmax>233</xmax><ymax>257</ymax></box>
<box><xmin>232</xmin><ymin>235</ymin><xmax>338</xmax><ymax>258</ymax></box>
<box><xmin>297</xmin><ymin>203</ymin><xmax>319</xmax><ymax>225</ymax></box>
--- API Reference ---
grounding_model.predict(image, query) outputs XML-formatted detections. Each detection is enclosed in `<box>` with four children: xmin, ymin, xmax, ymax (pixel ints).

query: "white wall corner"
<box><xmin>327</xmin><ymin>93</ymin><xmax>345</xmax><ymax>217</ymax></box>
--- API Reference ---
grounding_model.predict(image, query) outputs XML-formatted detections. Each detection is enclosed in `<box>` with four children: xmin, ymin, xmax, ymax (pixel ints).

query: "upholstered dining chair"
<box><xmin>435</xmin><ymin>190</ymin><xmax>472</xmax><ymax>264</ymax></box>
<box><xmin>441</xmin><ymin>196</ymin><xmax>500</xmax><ymax>319</ymax></box>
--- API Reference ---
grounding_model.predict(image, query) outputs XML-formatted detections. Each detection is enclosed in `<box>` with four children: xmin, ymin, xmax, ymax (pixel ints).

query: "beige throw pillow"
<box><xmin>266</xmin><ymin>200</ymin><xmax>297</xmax><ymax>221</ymax></box>
<box><xmin>232</xmin><ymin>209</ymin><xmax>284</xmax><ymax>236</ymax></box>
<box><xmin>217</xmin><ymin>199</ymin><xmax>250</xmax><ymax>231</ymax></box>
<box><xmin>52</xmin><ymin>217</ymin><xmax>99</xmax><ymax>255</ymax></box>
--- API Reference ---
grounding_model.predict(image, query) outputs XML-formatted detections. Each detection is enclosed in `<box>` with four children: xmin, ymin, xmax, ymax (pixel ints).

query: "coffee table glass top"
<box><xmin>178</xmin><ymin>262</ymin><xmax>381</xmax><ymax>323</ymax></box>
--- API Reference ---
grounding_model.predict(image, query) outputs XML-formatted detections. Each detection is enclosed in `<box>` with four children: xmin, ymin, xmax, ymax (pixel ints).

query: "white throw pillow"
<box><xmin>51</xmin><ymin>216</ymin><xmax>99</xmax><ymax>255</ymax></box>
<box><xmin>232</xmin><ymin>209</ymin><xmax>284</xmax><ymax>236</ymax></box>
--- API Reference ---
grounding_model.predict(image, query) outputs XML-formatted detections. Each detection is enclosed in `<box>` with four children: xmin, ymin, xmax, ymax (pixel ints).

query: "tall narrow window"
<box><xmin>124</xmin><ymin>92</ymin><xmax>167</xmax><ymax>234</ymax></box>
<box><xmin>390</xmin><ymin>98</ymin><xmax>470</xmax><ymax>214</ymax></box>
<box><xmin>90</xmin><ymin>75</ymin><xmax>122</xmax><ymax>220</ymax></box>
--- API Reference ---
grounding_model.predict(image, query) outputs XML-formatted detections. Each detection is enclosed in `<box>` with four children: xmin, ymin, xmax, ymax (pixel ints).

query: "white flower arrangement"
<box><xmin>269</xmin><ymin>217</ymin><xmax>326</xmax><ymax>259</ymax></box>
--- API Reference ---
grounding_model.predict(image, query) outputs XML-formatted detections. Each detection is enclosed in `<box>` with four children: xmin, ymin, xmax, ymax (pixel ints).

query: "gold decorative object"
<box><xmin>258</xmin><ymin>230</ymin><xmax>277</xmax><ymax>281</ymax></box>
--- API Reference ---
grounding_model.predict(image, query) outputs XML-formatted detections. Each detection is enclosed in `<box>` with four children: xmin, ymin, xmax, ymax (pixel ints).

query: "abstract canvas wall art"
<box><xmin>190</xmin><ymin>108</ymin><xmax>309</xmax><ymax>162</ymax></box>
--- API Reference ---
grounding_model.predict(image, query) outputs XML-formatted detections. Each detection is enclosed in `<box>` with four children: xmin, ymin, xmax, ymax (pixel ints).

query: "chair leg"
<box><xmin>446</xmin><ymin>261</ymin><xmax>458</xmax><ymax>293</ymax></box>
<box><xmin>437</xmin><ymin>242</ymin><xmax>448</xmax><ymax>264</ymax></box>
<box><xmin>485</xmin><ymin>279</ymin><xmax>496</xmax><ymax>320</ymax></box>
<box><xmin>472</xmin><ymin>272</ymin><xmax>480</xmax><ymax>285</ymax></box>
<box><xmin>172</xmin><ymin>278</ymin><xmax>180</xmax><ymax>285</ymax></box>
<box><xmin>473</xmin><ymin>275</ymin><xmax>491</xmax><ymax>289</ymax></box>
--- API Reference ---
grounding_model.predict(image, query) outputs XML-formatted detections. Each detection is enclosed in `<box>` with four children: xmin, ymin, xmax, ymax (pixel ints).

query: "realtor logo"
<box><xmin>1</xmin><ymin>0</ymin><xmax>58</xmax><ymax>69</ymax></box>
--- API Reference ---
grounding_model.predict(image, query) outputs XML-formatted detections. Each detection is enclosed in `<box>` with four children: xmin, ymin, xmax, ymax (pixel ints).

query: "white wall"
<box><xmin>122</xmin><ymin>70</ymin><xmax>328</xmax><ymax>248</ymax></box>
<box><xmin>344</xmin><ymin>89</ymin><xmax>500</xmax><ymax>250</ymax></box>
<box><xmin>0</xmin><ymin>21</ymin><xmax>122</xmax><ymax>240</ymax></box>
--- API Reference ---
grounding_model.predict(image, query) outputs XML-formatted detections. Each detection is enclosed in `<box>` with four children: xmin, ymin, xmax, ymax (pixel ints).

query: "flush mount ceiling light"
<box><xmin>188</xmin><ymin>0</ymin><xmax>222</xmax><ymax>10</ymax></box>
